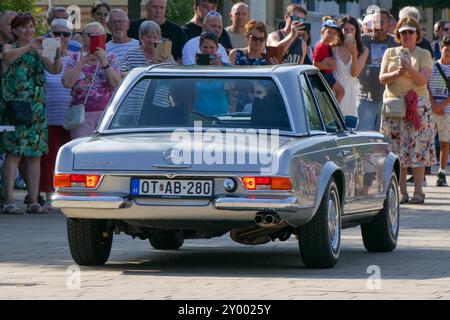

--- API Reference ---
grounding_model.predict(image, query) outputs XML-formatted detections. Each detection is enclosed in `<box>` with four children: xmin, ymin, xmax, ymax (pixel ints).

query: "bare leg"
<box><xmin>412</xmin><ymin>166</ymin><xmax>425</xmax><ymax>196</ymax></box>
<box><xmin>2</xmin><ymin>154</ymin><xmax>21</xmax><ymax>204</ymax></box>
<box><xmin>440</xmin><ymin>142</ymin><xmax>449</xmax><ymax>172</ymax></box>
<box><xmin>333</xmin><ymin>82</ymin><xmax>345</xmax><ymax>103</ymax></box>
<box><xmin>24</xmin><ymin>157</ymin><xmax>41</xmax><ymax>204</ymax></box>
<box><xmin>400</xmin><ymin>165</ymin><xmax>408</xmax><ymax>196</ymax></box>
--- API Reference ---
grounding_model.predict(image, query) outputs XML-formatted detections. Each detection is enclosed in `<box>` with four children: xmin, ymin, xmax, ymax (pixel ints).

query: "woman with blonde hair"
<box><xmin>379</xmin><ymin>17</ymin><xmax>435</xmax><ymax>204</ymax></box>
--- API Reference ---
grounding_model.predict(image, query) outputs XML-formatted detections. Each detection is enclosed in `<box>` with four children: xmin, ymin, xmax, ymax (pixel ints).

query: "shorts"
<box><xmin>432</xmin><ymin>113</ymin><xmax>450</xmax><ymax>142</ymax></box>
<box><xmin>321</xmin><ymin>72</ymin><xmax>336</xmax><ymax>88</ymax></box>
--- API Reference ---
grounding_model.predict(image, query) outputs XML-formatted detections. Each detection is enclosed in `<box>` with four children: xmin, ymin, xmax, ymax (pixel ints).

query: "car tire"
<box><xmin>149</xmin><ymin>230</ymin><xmax>184</xmax><ymax>250</ymax></box>
<box><xmin>361</xmin><ymin>173</ymin><xmax>399</xmax><ymax>252</ymax></box>
<box><xmin>67</xmin><ymin>218</ymin><xmax>113</xmax><ymax>266</ymax></box>
<box><xmin>298</xmin><ymin>178</ymin><xmax>341</xmax><ymax>268</ymax></box>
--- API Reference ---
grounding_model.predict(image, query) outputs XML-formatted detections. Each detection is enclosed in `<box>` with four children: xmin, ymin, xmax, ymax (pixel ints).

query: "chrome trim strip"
<box><xmin>51</xmin><ymin>194</ymin><xmax>130</xmax><ymax>209</ymax></box>
<box><xmin>152</xmin><ymin>164</ymin><xmax>193</xmax><ymax>169</ymax></box>
<box><xmin>214</xmin><ymin>196</ymin><xmax>300</xmax><ymax>211</ymax></box>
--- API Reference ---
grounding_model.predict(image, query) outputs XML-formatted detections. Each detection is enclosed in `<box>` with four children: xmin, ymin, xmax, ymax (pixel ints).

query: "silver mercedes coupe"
<box><xmin>52</xmin><ymin>64</ymin><xmax>400</xmax><ymax>268</ymax></box>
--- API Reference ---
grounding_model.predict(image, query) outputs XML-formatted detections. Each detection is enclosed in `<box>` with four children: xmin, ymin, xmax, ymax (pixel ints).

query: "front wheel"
<box><xmin>361</xmin><ymin>173</ymin><xmax>399</xmax><ymax>252</ymax></box>
<box><xmin>298</xmin><ymin>179</ymin><xmax>341</xmax><ymax>268</ymax></box>
<box><xmin>67</xmin><ymin>219</ymin><xmax>113</xmax><ymax>266</ymax></box>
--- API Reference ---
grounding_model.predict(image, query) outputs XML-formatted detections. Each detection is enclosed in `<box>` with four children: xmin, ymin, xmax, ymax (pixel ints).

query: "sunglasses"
<box><xmin>290</xmin><ymin>16</ymin><xmax>305</xmax><ymax>23</ymax></box>
<box><xmin>249</xmin><ymin>34</ymin><xmax>265</xmax><ymax>42</ymax></box>
<box><xmin>52</xmin><ymin>31</ymin><xmax>71</xmax><ymax>38</ymax></box>
<box><xmin>400</xmin><ymin>30</ymin><xmax>415</xmax><ymax>35</ymax></box>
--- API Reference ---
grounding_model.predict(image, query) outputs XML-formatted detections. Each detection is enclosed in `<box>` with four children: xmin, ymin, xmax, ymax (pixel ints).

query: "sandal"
<box><xmin>26</xmin><ymin>203</ymin><xmax>45</xmax><ymax>214</ymax></box>
<box><xmin>409</xmin><ymin>193</ymin><xmax>425</xmax><ymax>204</ymax></box>
<box><xmin>400</xmin><ymin>193</ymin><xmax>409</xmax><ymax>204</ymax></box>
<box><xmin>41</xmin><ymin>202</ymin><xmax>54</xmax><ymax>213</ymax></box>
<box><xmin>1</xmin><ymin>203</ymin><xmax>25</xmax><ymax>215</ymax></box>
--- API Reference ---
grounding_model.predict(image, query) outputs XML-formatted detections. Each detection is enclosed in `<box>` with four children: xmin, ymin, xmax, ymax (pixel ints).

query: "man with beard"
<box><xmin>106</xmin><ymin>9</ymin><xmax>139</xmax><ymax>61</ymax></box>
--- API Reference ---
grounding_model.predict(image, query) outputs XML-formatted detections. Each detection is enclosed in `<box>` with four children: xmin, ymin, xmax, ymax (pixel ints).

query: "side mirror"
<box><xmin>344</xmin><ymin>115</ymin><xmax>358</xmax><ymax>131</ymax></box>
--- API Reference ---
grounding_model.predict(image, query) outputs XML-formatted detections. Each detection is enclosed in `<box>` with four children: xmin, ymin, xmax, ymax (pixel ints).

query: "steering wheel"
<box><xmin>191</xmin><ymin>111</ymin><xmax>222</xmax><ymax>125</ymax></box>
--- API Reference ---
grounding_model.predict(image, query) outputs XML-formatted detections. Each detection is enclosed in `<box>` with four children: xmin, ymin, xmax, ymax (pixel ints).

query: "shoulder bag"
<box><xmin>381</xmin><ymin>48</ymin><xmax>406</xmax><ymax>118</ymax></box>
<box><xmin>5</xmin><ymin>52</ymin><xmax>38</xmax><ymax>126</ymax></box>
<box><xmin>382</xmin><ymin>96</ymin><xmax>406</xmax><ymax>118</ymax></box>
<box><xmin>63</xmin><ymin>62</ymin><xmax>100</xmax><ymax>131</ymax></box>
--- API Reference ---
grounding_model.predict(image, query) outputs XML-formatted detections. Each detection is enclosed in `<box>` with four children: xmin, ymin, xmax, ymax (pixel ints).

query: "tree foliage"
<box><xmin>0</xmin><ymin>0</ymin><xmax>47</xmax><ymax>35</ymax></box>
<box><xmin>166</xmin><ymin>0</ymin><xmax>193</xmax><ymax>25</ymax></box>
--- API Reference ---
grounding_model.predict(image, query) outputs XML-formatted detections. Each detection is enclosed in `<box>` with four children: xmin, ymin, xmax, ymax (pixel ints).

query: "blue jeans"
<box><xmin>357</xmin><ymin>99</ymin><xmax>382</xmax><ymax>132</ymax></box>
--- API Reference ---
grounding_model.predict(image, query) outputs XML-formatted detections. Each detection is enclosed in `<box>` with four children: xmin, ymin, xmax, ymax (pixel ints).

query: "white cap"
<box><xmin>398</xmin><ymin>24</ymin><xmax>416</xmax><ymax>33</ymax></box>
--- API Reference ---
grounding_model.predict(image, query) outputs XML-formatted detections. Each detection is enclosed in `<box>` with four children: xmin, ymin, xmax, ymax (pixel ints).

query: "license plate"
<box><xmin>130</xmin><ymin>178</ymin><xmax>213</xmax><ymax>198</ymax></box>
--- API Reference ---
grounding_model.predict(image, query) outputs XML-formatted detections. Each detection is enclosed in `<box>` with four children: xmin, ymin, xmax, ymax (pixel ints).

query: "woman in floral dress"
<box><xmin>380</xmin><ymin>18</ymin><xmax>435</xmax><ymax>204</ymax></box>
<box><xmin>1</xmin><ymin>13</ymin><xmax>61</xmax><ymax>214</ymax></box>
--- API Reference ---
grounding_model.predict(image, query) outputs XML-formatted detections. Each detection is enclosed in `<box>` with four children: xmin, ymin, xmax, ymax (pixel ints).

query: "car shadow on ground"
<box><xmin>89</xmin><ymin>241</ymin><xmax>450</xmax><ymax>281</ymax></box>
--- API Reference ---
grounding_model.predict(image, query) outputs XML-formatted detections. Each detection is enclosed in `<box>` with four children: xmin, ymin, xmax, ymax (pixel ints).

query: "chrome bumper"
<box><xmin>51</xmin><ymin>194</ymin><xmax>131</xmax><ymax>209</ymax></box>
<box><xmin>52</xmin><ymin>194</ymin><xmax>299</xmax><ymax>212</ymax></box>
<box><xmin>213</xmin><ymin>196</ymin><xmax>299</xmax><ymax>212</ymax></box>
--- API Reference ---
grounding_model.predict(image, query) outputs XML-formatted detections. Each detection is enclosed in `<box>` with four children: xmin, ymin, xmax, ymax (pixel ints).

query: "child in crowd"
<box><xmin>195</xmin><ymin>31</ymin><xmax>226</xmax><ymax>66</ymax></box>
<box><xmin>194</xmin><ymin>32</ymin><xmax>230</xmax><ymax>115</ymax></box>
<box><xmin>313</xmin><ymin>19</ymin><xmax>345</xmax><ymax>102</ymax></box>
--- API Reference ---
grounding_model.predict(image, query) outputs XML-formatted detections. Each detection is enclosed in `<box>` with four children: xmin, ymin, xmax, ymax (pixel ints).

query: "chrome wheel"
<box><xmin>388</xmin><ymin>180</ymin><xmax>399</xmax><ymax>238</ymax></box>
<box><xmin>328</xmin><ymin>189</ymin><xmax>340</xmax><ymax>254</ymax></box>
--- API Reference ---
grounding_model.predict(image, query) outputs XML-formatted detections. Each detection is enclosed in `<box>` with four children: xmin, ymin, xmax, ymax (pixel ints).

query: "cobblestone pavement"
<box><xmin>1</xmin><ymin>175</ymin><xmax>449</xmax><ymax>300</ymax></box>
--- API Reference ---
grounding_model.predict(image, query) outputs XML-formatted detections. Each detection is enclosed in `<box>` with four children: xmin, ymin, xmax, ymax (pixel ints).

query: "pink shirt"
<box><xmin>65</xmin><ymin>52</ymin><xmax>121</xmax><ymax>112</ymax></box>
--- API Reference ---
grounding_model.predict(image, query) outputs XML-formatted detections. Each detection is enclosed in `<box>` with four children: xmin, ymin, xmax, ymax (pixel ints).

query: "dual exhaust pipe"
<box><xmin>254</xmin><ymin>212</ymin><xmax>281</xmax><ymax>227</ymax></box>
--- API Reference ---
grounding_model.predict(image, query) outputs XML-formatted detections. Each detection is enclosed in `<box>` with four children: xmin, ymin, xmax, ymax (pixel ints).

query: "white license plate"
<box><xmin>131</xmin><ymin>179</ymin><xmax>213</xmax><ymax>197</ymax></box>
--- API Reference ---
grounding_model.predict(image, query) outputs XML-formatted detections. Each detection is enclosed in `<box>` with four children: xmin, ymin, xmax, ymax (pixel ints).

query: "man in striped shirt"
<box><xmin>429</xmin><ymin>36</ymin><xmax>450</xmax><ymax>186</ymax></box>
<box><xmin>106</xmin><ymin>9</ymin><xmax>139</xmax><ymax>62</ymax></box>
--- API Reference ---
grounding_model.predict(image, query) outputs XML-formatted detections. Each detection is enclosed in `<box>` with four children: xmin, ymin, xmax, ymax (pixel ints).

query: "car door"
<box><xmin>304</xmin><ymin>73</ymin><xmax>361</xmax><ymax>214</ymax></box>
<box><xmin>307</xmin><ymin>73</ymin><xmax>383</xmax><ymax>213</ymax></box>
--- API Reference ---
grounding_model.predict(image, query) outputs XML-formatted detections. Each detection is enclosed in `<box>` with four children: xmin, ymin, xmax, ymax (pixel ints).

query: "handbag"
<box><xmin>382</xmin><ymin>96</ymin><xmax>406</xmax><ymax>118</ymax></box>
<box><xmin>5</xmin><ymin>52</ymin><xmax>38</xmax><ymax>126</ymax></box>
<box><xmin>63</xmin><ymin>62</ymin><xmax>100</xmax><ymax>131</ymax></box>
<box><xmin>6</xmin><ymin>100</ymin><xmax>33</xmax><ymax>125</ymax></box>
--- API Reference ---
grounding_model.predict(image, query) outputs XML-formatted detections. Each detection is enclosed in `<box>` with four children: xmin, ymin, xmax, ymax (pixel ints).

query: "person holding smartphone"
<box><xmin>332</xmin><ymin>16</ymin><xmax>369</xmax><ymax>116</ymax></box>
<box><xmin>1</xmin><ymin>13</ymin><xmax>62</xmax><ymax>214</ymax></box>
<box><xmin>379</xmin><ymin>18</ymin><xmax>434</xmax><ymax>204</ymax></box>
<box><xmin>267</xmin><ymin>4</ymin><xmax>307</xmax><ymax>65</ymax></box>
<box><xmin>62</xmin><ymin>22</ymin><xmax>121</xmax><ymax>139</ymax></box>
<box><xmin>229</xmin><ymin>20</ymin><xmax>277</xmax><ymax>66</ymax></box>
<box><xmin>194</xmin><ymin>32</ymin><xmax>229</xmax><ymax>116</ymax></box>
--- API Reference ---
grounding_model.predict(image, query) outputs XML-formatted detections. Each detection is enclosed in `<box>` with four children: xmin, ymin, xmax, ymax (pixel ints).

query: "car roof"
<box><xmin>138</xmin><ymin>63</ymin><xmax>317</xmax><ymax>77</ymax></box>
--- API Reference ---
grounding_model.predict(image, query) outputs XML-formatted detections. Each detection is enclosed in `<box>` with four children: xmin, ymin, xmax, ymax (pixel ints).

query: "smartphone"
<box><xmin>400</xmin><ymin>48</ymin><xmax>410</xmax><ymax>62</ymax></box>
<box><xmin>154</xmin><ymin>39</ymin><xmax>172</xmax><ymax>57</ymax></box>
<box><xmin>89</xmin><ymin>34</ymin><xmax>106</xmax><ymax>53</ymax></box>
<box><xmin>297</xmin><ymin>22</ymin><xmax>311</xmax><ymax>32</ymax></box>
<box><xmin>196</xmin><ymin>53</ymin><xmax>214</xmax><ymax>65</ymax></box>
<box><xmin>345</xmin><ymin>33</ymin><xmax>355</xmax><ymax>42</ymax></box>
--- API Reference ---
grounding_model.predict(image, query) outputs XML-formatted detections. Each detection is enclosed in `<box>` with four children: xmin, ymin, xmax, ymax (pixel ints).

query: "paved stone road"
<box><xmin>1</xmin><ymin>175</ymin><xmax>449</xmax><ymax>300</ymax></box>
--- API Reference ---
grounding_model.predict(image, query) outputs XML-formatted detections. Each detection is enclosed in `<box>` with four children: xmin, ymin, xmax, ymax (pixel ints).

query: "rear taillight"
<box><xmin>241</xmin><ymin>177</ymin><xmax>292</xmax><ymax>191</ymax></box>
<box><xmin>54</xmin><ymin>174</ymin><xmax>101</xmax><ymax>189</ymax></box>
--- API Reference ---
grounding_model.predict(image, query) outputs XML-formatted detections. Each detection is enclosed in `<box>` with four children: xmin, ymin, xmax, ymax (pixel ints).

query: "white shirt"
<box><xmin>182</xmin><ymin>36</ymin><xmax>230</xmax><ymax>65</ymax></box>
<box><xmin>106</xmin><ymin>38</ymin><xmax>140</xmax><ymax>62</ymax></box>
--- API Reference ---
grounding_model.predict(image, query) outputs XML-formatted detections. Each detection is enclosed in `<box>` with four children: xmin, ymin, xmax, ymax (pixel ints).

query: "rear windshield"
<box><xmin>108</xmin><ymin>77</ymin><xmax>292</xmax><ymax>131</ymax></box>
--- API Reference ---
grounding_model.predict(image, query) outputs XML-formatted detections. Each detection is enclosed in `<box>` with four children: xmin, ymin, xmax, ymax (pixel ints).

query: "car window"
<box><xmin>307</xmin><ymin>74</ymin><xmax>344</xmax><ymax>133</ymax></box>
<box><xmin>300</xmin><ymin>75</ymin><xmax>323</xmax><ymax>132</ymax></box>
<box><xmin>108</xmin><ymin>77</ymin><xmax>292</xmax><ymax>131</ymax></box>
